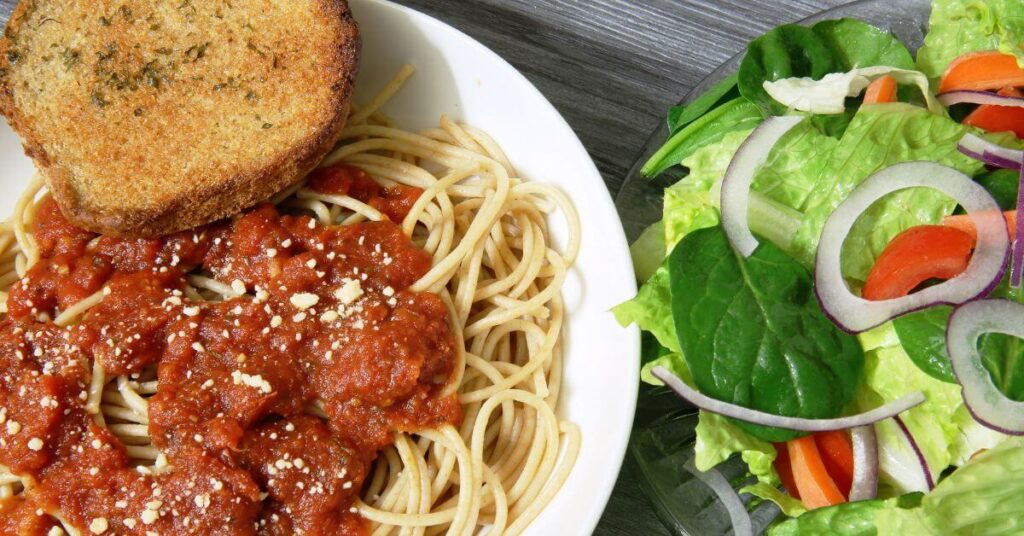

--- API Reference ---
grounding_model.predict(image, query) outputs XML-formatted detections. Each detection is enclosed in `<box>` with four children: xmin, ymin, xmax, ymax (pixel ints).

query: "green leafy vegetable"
<box><xmin>975</xmin><ymin>168</ymin><xmax>1021</xmax><ymax>211</ymax></box>
<box><xmin>662</xmin><ymin>123</ymin><xmax>831</xmax><ymax>253</ymax></box>
<box><xmin>667</xmin><ymin>73</ymin><xmax>740</xmax><ymax>135</ymax></box>
<box><xmin>856</xmin><ymin>323</ymin><xmax>1006</xmax><ymax>495</ymax></box>
<box><xmin>643</xmin><ymin>97</ymin><xmax>763</xmax><ymax>177</ymax></box>
<box><xmin>668</xmin><ymin>225</ymin><xmax>864</xmax><ymax>442</ymax></box>
<box><xmin>917</xmin><ymin>0</ymin><xmax>1024</xmax><ymax>81</ymax></box>
<box><xmin>750</xmin><ymin>121</ymin><xmax>838</xmax><ymax>211</ymax></box>
<box><xmin>767</xmin><ymin>494</ymin><xmax>923</xmax><ymax>536</ymax></box>
<box><xmin>763</xmin><ymin>67</ymin><xmax>942</xmax><ymax>115</ymax></box>
<box><xmin>793</xmin><ymin>103</ymin><xmax>985</xmax><ymax>280</ymax></box>
<box><xmin>812</xmin><ymin>19</ymin><xmax>915</xmax><ymax>71</ymax></box>
<box><xmin>613</xmin><ymin>264</ymin><xmax>679</xmax><ymax>355</ymax></box>
<box><xmin>739</xmin><ymin>19</ymin><xmax>914</xmax><ymax>115</ymax></box>
<box><xmin>874</xmin><ymin>438</ymin><xmax>1024</xmax><ymax>535</ymax></box>
<box><xmin>893</xmin><ymin>279</ymin><xmax>1024</xmax><ymax>400</ymax></box>
<box><xmin>640</xmin><ymin>352</ymin><xmax>690</xmax><ymax>386</ymax></box>
<box><xmin>640</xmin><ymin>330</ymin><xmax>671</xmax><ymax>366</ymax></box>
<box><xmin>660</xmin><ymin>129</ymin><xmax>742</xmax><ymax>248</ymax></box>
<box><xmin>893</xmin><ymin>307</ymin><xmax>957</xmax><ymax>383</ymax></box>
<box><xmin>629</xmin><ymin>221</ymin><xmax>666</xmax><ymax>283</ymax></box>
<box><xmin>979</xmin><ymin>336</ymin><xmax>1024</xmax><ymax>401</ymax></box>
<box><xmin>739</xmin><ymin>24</ymin><xmax>840</xmax><ymax>114</ymax></box>
<box><xmin>693</xmin><ymin>411</ymin><xmax>807</xmax><ymax>517</ymax></box>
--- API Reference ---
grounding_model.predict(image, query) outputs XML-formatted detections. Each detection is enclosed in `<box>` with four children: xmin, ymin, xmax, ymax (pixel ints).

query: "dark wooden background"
<box><xmin>388</xmin><ymin>1</ymin><xmax>847</xmax><ymax>535</ymax></box>
<box><xmin>0</xmin><ymin>0</ymin><xmax>848</xmax><ymax>534</ymax></box>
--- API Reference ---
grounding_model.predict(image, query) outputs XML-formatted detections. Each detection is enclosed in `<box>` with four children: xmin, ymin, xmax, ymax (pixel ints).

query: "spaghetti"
<box><xmin>0</xmin><ymin>66</ymin><xmax>581</xmax><ymax>535</ymax></box>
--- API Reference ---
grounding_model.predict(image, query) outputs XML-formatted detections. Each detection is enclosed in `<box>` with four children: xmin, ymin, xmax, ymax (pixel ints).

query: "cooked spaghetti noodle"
<box><xmin>0</xmin><ymin>66</ymin><xmax>580</xmax><ymax>535</ymax></box>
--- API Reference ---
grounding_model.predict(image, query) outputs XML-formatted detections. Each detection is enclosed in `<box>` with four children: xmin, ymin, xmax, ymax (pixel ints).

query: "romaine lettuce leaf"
<box><xmin>917</xmin><ymin>0</ymin><xmax>1024</xmax><ymax>81</ymax></box>
<box><xmin>664</xmin><ymin>121</ymin><xmax>834</xmax><ymax>251</ymax></box>
<box><xmin>640</xmin><ymin>352</ymin><xmax>691</xmax><ymax>385</ymax></box>
<box><xmin>768</xmin><ymin>494</ymin><xmax>923</xmax><ymax>536</ymax></box>
<box><xmin>618</xmin><ymin>122</ymin><xmax>831</xmax><ymax>360</ymax></box>
<box><xmin>693</xmin><ymin>412</ymin><xmax>807</xmax><ymax>517</ymax></box>
<box><xmin>629</xmin><ymin>221</ymin><xmax>666</xmax><ymax>284</ymax></box>
<box><xmin>660</xmin><ymin>129</ymin><xmax>744</xmax><ymax>248</ymax></box>
<box><xmin>856</xmin><ymin>323</ymin><xmax>1006</xmax><ymax>495</ymax></box>
<box><xmin>750</xmin><ymin>121</ymin><xmax>838</xmax><ymax>212</ymax></box>
<box><xmin>792</xmin><ymin>103</ymin><xmax>985</xmax><ymax>281</ymax></box>
<box><xmin>613</xmin><ymin>264</ymin><xmax>679</xmax><ymax>355</ymax></box>
<box><xmin>874</xmin><ymin>438</ymin><xmax>1024</xmax><ymax>535</ymax></box>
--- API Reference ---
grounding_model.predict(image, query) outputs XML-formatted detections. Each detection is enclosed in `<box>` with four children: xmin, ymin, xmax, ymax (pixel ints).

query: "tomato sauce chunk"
<box><xmin>0</xmin><ymin>169</ymin><xmax>459</xmax><ymax>535</ymax></box>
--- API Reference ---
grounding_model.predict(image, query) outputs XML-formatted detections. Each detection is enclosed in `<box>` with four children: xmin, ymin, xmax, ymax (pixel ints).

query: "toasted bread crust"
<box><xmin>0</xmin><ymin>0</ymin><xmax>360</xmax><ymax>237</ymax></box>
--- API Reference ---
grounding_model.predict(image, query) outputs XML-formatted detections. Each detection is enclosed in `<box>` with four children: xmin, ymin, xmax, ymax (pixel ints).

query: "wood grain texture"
<box><xmin>394</xmin><ymin>0</ymin><xmax>847</xmax><ymax>195</ymax></box>
<box><xmin>0</xmin><ymin>0</ymin><xmax>849</xmax><ymax>534</ymax></box>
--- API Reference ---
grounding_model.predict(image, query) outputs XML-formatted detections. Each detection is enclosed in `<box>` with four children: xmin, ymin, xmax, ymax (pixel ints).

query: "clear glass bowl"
<box><xmin>615</xmin><ymin>1</ymin><xmax>931</xmax><ymax>534</ymax></box>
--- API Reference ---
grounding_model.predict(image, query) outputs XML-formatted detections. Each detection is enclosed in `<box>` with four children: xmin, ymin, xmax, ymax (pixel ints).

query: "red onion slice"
<box><xmin>894</xmin><ymin>416</ymin><xmax>934</xmax><ymax>490</ymax></box>
<box><xmin>1012</xmin><ymin>161</ymin><xmax>1024</xmax><ymax>287</ymax></box>
<box><xmin>721</xmin><ymin>115</ymin><xmax>804</xmax><ymax>257</ymax></box>
<box><xmin>958</xmin><ymin>133</ymin><xmax>1023</xmax><ymax>170</ymax></box>
<box><xmin>849</xmin><ymin>426</ymin><xmax>879</xmax><ymax>501</ymax></box>
<box><xmin>947</xmin><ymin>299</ymin><xmax>1024</xmax><ymax>435</ymax></box>
<box><xmin>815</xmin><ymin>162</ymin><xmax>1009</xmax><ymax>333</ymax></box>
<box><xmin>652</xmin><ymin>366</ymin><xmax>925</xmax><ymax>431</ymax></box>
<box><xmin>683</xmin><ymin>460</ymin><xmax>753</xmax><ymax>536</ymax></box>
<box><xmin>939</xmin><ymin>90</ymin><xmax>1024</xmax><ymax>108</ymax></box>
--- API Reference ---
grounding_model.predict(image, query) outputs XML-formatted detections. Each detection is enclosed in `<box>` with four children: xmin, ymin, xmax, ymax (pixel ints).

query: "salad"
<box><xmin>615</xmin><ymin>1</ymin><xmax>1024</xmax><ymax>534</ymax></box>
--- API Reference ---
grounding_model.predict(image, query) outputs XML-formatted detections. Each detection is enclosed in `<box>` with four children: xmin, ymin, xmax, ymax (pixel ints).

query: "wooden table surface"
<box><xmin>0</xmin><ymin>0</ymin><xmax>846</xmax><ymax>534</ymax></box>
<box><xmin>390</xmin><ymin>1</ymin><xmax>848</xmax><ymax>535</ymax></box>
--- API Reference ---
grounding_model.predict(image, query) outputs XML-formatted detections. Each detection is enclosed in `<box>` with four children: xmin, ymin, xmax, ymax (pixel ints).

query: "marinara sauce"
<box><xmin>0</xmin><ymin>166</ymin><xmax>460</xmax><ymax>535</ymax></box>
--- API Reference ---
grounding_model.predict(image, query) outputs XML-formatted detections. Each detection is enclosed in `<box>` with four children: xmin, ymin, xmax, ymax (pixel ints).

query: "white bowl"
<box><xmin>0</xmin><ymin>0</ymin><xmax>640</xmax><ymax>533</ymax></box>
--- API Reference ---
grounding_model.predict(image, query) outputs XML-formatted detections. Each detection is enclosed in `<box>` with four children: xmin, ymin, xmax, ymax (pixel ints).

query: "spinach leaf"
<box><xmin>980</xmin><ymin>330</ymin><xmax>1024</xmax><ymax>402</ymax></box>
<box><xmin>738</xmin><ymin>24</ymin><xmax>839</xmax><ymax>115</ymax></box>
<box><xmin>667</xmin><ymin>73</ymin><xmax>740</xmax><ymax>135</ymax></box>
<box><xmin>809</xmin><ymin>109</ymin><xmax>855</xmax><ymax>139</ymax></box>
<box><xmin>641</xmin><ymin>330</ymin><xmax>671</xmax><ymax>366</ymax></box>
<box><xmin>668</xmin><ymin>225</ymin><xmax>864</xmax><ymax>442</ymax></box>
<box><xmin>812</xmin><ymin>19</ymin><xmax>915</xmax><ymax>72</ymax></box>
<box><xmin>642</xmin><ymin>97</ymin><xmax>763</xmax><ymax>177</ymax></box>
<box><xmin>894</xmin><ymin>283</ymin><xmax>1024</xmax><ymax>400</ymax></box>
<box><xmin>893</xmin><ymin>307</ymin><xmax>957</xmax><ymax>383</ymax></box>
<box><xmin>975</xmin><ymin>168</ymin><xmax>1020</xmax><ymax>211</ymax></box>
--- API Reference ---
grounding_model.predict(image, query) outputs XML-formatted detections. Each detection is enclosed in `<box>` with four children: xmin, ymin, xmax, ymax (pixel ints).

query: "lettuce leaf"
<box><xmin>618</xmin><ymin>93</ymin><xmax>1005</xmax><ymax>520</ymax></box>
<box><xmin>639</xmin><ymin>352</ymin><xmax>691</xmax><ymax>385</ymax></box>
<box><xmin>613</xmin><ymin>264</ymin><xmax>679</xmax><ymax>355</ymax></box>
<box><xmin>617</xmin><ymin>122</ymin><xmax>829</xmax><ymax>360</ymax></box>
<box><xmin>768</xmin><ymin>494</ymin><xmax>923</xmax><ymax>536</ymax></box>
<box><xmin>693</xmin><ymin>412</ymin><xmax>808</xmax><ymax>518</ymax></box>
<box><xmin>856</xmin><ymin>323</ymin><xmax>1007</xmax><ymax>495</ymax></box>
<box><xmin>874</xmin><ymin>438</ymin><xmax>1024</xmax><ymax>535</ymax></box>
<box><xmin>629</xmin><ymin>221</ymin><xmax>666</xmax><ymax>284</ymax></box>
<box><xmin>751</xmin><ymin>121</ymin><xmax>838</xmax><ymax>212</ymax></box>
<box><xmin>664</xmin><ymin>121</ymin><xmax>834</xmax><ymax>251</ymax></box>
<box><xmin>917</xmin><ymin>0</ymin><xmax>1024</xmax><ymax>81</ymax></box>
<box><xmin>772</xmin><ymin>440</ymin><xmax>1024</xmax><ymax>534</ymax></box>
<box><xmin>792</xmin><ymin>103</ymin><xmax>985</xmax><ymax>281</ymax></box>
